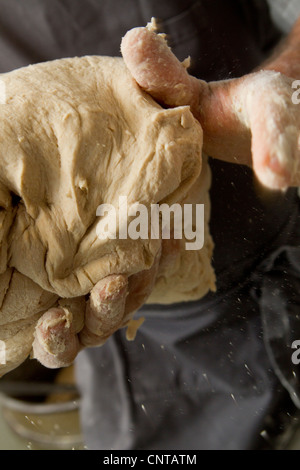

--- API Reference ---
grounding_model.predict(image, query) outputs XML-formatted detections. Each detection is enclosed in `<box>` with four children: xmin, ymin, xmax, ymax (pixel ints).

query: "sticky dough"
<box><xmin>0</xmin><ymin>56</ymin><xmax>215</xmax><ymax>374</ymax></box>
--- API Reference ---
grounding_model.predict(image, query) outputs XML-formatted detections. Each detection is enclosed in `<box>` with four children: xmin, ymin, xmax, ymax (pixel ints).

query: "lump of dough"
<box><xmin>147</xmin><ymin>154</ymin><xmax>215</xmax><ymax>304</ymax></box>
<box><xmin>0</xmin><ymin>55</ymin><xmax>215</xmax><ymax>375</ymax></box>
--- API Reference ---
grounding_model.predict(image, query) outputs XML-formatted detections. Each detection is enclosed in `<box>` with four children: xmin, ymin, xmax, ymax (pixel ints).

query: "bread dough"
<box><xmin>0</xmin><ymin>55</ymin><xmax>215</xmax><ymax>375</ymax></box>
<box><xmin>147</xmin><ymin>153</ymin><xmax>215</xmax><ymax>304</ymax></box>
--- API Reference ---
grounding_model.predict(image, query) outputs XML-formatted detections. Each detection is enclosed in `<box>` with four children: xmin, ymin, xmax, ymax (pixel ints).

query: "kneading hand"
<box><xmin>32</xmin><ymin>249</ymin><xmax>161</xmax><ymax>369</ymax></box>
<box><xmin>121</xmin><ymin>24</ymin><xmax>300</xmax><ymax>190</ymax></box>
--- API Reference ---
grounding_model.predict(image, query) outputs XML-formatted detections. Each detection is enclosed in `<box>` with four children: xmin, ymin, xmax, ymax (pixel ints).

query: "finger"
<box><xmin>80</xmin><ymin>249</ymin><xmax>162</xmax><ymax>348</ymax></box>
<box><xmin>121</xmin><ymin>25</ymin><xmax>201</xmax><ymax>109</ymax></box>
<box><xmin>121</xmin><ymin>26</ymin><xmax>251</xmax><ymax>163</ymax></box>
<box><xmin>79</xmin><ymin>274</ymin><xmax>128</xmax><ymax>347</ymax></box>
<box><xmin>58</xmin><ymin>297</ymin><xmax>85</xmax><ymax>333</ymax></box>
<box><xmin>32</xmin><ymin>307</ymin><xmax>80</xmax><ymax>369</ymax></box>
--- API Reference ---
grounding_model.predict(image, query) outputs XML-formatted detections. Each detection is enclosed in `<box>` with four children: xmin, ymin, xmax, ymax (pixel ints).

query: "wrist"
<box><xmin>192</xmin><ymin>77</ymin><xmax>251</xmax><ymax>164</ymax></box>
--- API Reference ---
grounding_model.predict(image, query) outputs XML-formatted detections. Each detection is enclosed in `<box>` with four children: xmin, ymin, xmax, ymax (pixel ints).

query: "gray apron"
<box><xmin>0</xmin><ymin>0</ymin><xmax>299</xmax><ymax>449</ymax></box>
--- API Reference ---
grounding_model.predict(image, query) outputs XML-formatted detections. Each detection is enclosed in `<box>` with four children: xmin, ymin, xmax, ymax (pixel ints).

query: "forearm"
<box><xmin>261</xmin><ymin>16</ymin><xmax>300</xmax><ymax>79</ymax></box>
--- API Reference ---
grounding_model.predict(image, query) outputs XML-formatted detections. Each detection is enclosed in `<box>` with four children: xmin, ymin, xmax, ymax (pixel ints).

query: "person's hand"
<box><xmin>121</xmin><ymin>25</ymin><xmax>300</xmax><ymax>190</ymax></box>
<box><xmin>32</xmin><ymin>239</ymin><xmax>181</xmax><ymax>369</ymax></box>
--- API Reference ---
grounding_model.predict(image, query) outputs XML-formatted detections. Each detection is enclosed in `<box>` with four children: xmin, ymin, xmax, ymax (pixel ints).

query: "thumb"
<box><xmin>121</xmin><ymin>24</ymin><xmax>202</xmax><ymax>111</ymax></box>
<box><xmin>120</xmin><ymin>24</ymin><xmax>251</xmax><ymax>170</ymax></box>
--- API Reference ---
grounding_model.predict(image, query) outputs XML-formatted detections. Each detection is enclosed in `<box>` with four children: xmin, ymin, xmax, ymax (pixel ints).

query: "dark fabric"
<box><xmin>76</xmin><ymin>204</ymin><xmax>300</xmax><ymax>450</ymax></box>
<box><xmin>0</xmin><ymin>0</ymin><xmax>299</xmax><ymax>450</ymax></box>
<box><xmin>252</xmin><ymin>244</ymin><xmax>300</xmax><ymax>410</ymax></box>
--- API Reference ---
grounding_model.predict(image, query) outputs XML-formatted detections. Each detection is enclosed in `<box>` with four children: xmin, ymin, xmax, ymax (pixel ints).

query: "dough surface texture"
<box><xmin>0</xmin><ymin>56</ymin><xmax>215</xmax><ymax>375</ymax></box>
